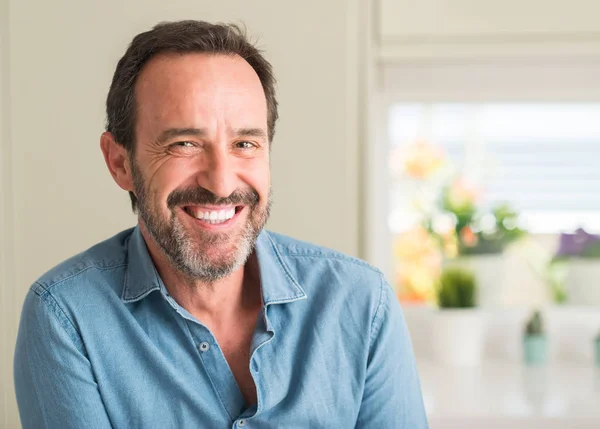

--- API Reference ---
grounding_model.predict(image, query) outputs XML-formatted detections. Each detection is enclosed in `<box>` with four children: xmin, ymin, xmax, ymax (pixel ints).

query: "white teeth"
<box><xmin>188</xmin><ymin>207</ymin><xmax>237</xmax><ymax>223</ymax></box>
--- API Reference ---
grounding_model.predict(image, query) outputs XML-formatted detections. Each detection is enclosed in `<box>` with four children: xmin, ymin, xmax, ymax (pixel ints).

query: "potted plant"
<box><xmin>431</xmin><ymin>266</ymin><xmax>485</xmax><ymax>366</ymax></box>
<box><xmin>523</xmin><ymin>310</ymin><xmax>547</xmax><ymax>365</ymax></box>
<box><xmin>553</xmin><ymin>229</ymin><xmax>600</xmax><ymax>306</ymax></box>
<box><xmin>393</xmin><ymin>141</ymin><xmax>527</xmax><ymax>305</ymax></box>
<box><xmin>431</xmin><ymin>183</ymin><xmax>526</xmax><ymax>308</ymax></box>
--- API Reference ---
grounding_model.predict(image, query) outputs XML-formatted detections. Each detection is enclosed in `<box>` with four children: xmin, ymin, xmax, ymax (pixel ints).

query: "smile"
<box><xmin>182</xmin><ymin>205</ymin><xmax>244</xmax><ymax>227</ymax></box>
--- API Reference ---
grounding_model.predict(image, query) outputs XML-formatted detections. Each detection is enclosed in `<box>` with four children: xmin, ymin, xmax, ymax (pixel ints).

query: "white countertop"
<box><xmin>418</xmin><ymin>361</ymin><xmax>600</xmax><ymax>429</ymax></box>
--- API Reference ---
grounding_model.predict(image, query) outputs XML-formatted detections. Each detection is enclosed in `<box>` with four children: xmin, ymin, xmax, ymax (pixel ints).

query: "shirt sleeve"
<box><xmin>14</xmin><ymin>287</ymin><xmax>113</xmax><ymax>429</ymax></box>
<box><xmin>354</xmin><ymin>275</ymin><xmax>429</xmax><ymax>429</ymax></box>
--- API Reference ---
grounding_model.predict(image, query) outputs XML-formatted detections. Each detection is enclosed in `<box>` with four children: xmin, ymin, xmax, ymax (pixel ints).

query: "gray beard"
<box><xmin>131</xmin><ymin>160</ymin><xmax>271</xmax><ymax>283</ymax></box>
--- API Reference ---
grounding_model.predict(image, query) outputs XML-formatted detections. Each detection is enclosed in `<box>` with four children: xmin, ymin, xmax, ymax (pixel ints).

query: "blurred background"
<box><xmin>1</xmin><ymin>0</ymin><xmax>600</xmax><ymax>428</ymax></box>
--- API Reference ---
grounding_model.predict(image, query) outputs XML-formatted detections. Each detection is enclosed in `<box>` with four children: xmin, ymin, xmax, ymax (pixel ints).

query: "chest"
<box><xmin>219</xmin><ymin>338</ymin><xmax>257</xmax><ymax>406</ymax></box>
<box><xmin>90</xmin><ymin>298</ymin><xmax>362</xmax><ymax>428</ymax></box>
<box><xmin>214</xmin><ymin>320</ymin><xmax>259</xmax><ymax>406</ymax></box>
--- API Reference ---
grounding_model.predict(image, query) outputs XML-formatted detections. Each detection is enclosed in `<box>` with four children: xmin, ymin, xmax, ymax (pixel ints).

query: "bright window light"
<box><xmin>388</xmin><ymin>103</ymin><xmax>600</xmax><ymax>234</ymax></box>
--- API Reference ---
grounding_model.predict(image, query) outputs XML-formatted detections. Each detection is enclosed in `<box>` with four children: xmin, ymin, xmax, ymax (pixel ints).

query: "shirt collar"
<box><xmin>121</xmin><ymin>226</ymin><xmax>307</xmax><ymax>305</ymax></box>
<box><xmin>121</xmin><ymin>226</ymin><xmax>162</xmax><ymax>303</ymax></box>
<box><xmin>254</xmin><ymin>230</ymin><xmax>307</xmax><ymax>305</ymax></box>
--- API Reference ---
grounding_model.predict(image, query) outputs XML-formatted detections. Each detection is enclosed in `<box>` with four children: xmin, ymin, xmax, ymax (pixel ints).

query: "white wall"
<box><xmin>1</xmin><ymin>0</ymin><xmax>18</xmax><ymax>426</ymax></box>
<box><xmin>2</xmin><ymin>1</ymin><xmax>369</xmax><ymax>426</ymax></box>
<box><xmin>9</xmin><ymin>0</ymin><xmax>366</xmax><ymax>288</ymax></box>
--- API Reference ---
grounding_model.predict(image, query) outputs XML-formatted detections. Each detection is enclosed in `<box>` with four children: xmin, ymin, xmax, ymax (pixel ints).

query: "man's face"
<box><xmin>131</xmin><ymin>53</ymin><xmax>271</xmax><ymax>282</ymax></box>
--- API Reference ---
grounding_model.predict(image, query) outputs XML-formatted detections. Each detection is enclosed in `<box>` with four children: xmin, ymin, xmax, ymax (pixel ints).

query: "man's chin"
<box><xmin>194</xmin><ymin>240</ymin><xmax>239</xmax><ymax>260</ymax></box>
<box><xmin>179</xmin><ymin>242</ymin><xmax>249</xmax><ymax>281</ymax></box>
<box><xmin>181</xmin><ymin>222</ymin><xmax>250</xmax><ymax>260</ymax></box>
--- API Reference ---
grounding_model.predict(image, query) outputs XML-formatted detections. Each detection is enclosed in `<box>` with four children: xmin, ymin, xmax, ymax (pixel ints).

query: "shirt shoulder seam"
<box><xmin>33</xmin><ymin>263</ymin><xmax>127</xmax><ymax>295</ymax></box>
<box><xmin>368</xmin><ymin>272</ymin><xmax>388</xmax><ymax>352</ymax></box>
<box><xmin>31</xmin><ymin>283</ymin><xmax>88</xmax><ymax>356</ymax></box>
<box><xmin>284</xmin><ymin>252</ymin><xmax>383</xmax><ymax>275</ymax></box>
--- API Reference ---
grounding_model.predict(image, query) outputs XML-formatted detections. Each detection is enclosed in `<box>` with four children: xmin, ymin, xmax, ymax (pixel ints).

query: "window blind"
<box><xmin>389</xmin><ymin>103</ymin><xmax>600</xmax><ymax>233</ymax></box>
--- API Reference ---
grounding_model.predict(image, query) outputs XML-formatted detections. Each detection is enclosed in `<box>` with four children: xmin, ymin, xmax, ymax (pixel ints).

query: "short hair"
<box><xmin>105</xmin><ymin>20</ymin><xmax>278</xmax><ymax>212</ymax></box>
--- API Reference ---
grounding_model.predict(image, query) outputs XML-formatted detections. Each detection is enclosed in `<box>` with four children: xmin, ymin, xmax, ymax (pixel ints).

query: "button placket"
<box><xmin>188</xmin><ymin>324</ymin><xmax>245</xmax><ymax>419</ymax></box>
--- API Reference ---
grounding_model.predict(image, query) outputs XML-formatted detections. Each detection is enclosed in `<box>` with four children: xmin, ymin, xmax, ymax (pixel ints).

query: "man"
<box><xmin>14</xmin><ymin>20</ymin><xmax>428</xmax><ymax>428</ymax></box>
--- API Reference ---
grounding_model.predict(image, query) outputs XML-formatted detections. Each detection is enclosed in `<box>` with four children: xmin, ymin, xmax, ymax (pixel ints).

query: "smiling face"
<box><xmin>130</xmin><ymin>53</ymin><xmax>271</xmax><ymax>282</ymax></box>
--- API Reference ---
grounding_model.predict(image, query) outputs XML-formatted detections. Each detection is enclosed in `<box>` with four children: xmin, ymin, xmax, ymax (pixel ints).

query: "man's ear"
<box><xmin>100</xmin><ymin>132</ymin><xmax>134</xmax><ymax>192</ymax></box>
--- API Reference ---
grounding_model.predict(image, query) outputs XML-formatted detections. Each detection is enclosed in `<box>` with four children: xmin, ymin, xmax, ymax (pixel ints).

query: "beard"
<box><xmin>130</xmin><ymin>159</ymin><xmax>272</xmax><ymax>283</ymax></box>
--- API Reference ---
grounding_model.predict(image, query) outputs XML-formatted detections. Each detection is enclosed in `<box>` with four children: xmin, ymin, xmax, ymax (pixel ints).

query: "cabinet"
<box><xmin>377</xmin><ymin>0</ymin><xmax>600</xmax><ymax>60</ymax></box>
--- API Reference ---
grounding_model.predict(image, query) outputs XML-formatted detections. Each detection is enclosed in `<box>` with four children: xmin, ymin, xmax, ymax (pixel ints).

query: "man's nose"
<box><xmin>197</xmin><ymin>147</ymin><xmax>238</xmax><ymax>198</ymax></box>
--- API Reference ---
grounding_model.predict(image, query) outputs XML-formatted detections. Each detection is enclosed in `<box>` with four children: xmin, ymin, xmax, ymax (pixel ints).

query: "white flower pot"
<box><xmin>564</xmin><ymin>259</ymin><xmax>600</xmax><ymax>306</ymax></box>
<box><xmin>447</xmin><ymin>254</ymin><xmax>507</xmax><ymax>308</ymax></box>
<box><xmin>431</xmin><ymin>309</ymin><xmax>485</xmax><ymax>366</ymax></box>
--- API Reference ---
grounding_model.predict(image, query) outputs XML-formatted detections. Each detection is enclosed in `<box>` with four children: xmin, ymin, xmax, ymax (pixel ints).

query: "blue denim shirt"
<box><xmin>14</xmin><ymin>226</ymin><xmax>428</xmax><ymax>429</ymax></box>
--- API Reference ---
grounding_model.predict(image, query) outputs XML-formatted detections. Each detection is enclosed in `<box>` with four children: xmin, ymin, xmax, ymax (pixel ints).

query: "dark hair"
<box><xmin>105</xmin><ymin>20</ymin><xmax>278</xmax><ymax>212</ymax></box>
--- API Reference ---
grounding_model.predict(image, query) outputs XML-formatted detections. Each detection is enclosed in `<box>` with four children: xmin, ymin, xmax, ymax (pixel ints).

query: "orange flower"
<box><xmin>447</xmin><ymin>177</ymin><xmax>480</xmax><ymax>210</ymax></box>
<box><xmin>394</xmin><ymin>226</ymin><xmax>442</xmax><ymax>303</ymax></box>
<box><xmin>402</xmin><ymin>141</ymin><xmax>446</xmax><ymax>180</ymax></box>
<box><xmin>460</xmin><ymin>226</ymin><xmax>479</xmax><ymax>247</ymax></box>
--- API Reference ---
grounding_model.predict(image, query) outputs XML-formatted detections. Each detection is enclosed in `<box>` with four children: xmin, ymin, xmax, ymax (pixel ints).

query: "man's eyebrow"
<box><xmin>156</xmin><ymin>128</ymin><xmax>207</xmax><ymax>144</ymax></box>
<box><xmin>234</xmin><ymin>128</ymin><xmax>268</xmax><ymax>139</ymax></box>
<box><xmin>155</xmin><ymin>127</ymin><xmax>268</xmax><ymax>144</ymax></box>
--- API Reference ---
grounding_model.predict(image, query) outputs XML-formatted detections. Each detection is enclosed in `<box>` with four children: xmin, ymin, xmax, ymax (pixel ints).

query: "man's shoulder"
<box><xmin>264</xmin><ymin>230</ymin><xmax>384</xmax><ymax>283</ymax></box>
<box><xmin>32</xmin><ymin>227</ymin><xmax>134</xmax><ymax>295</ymax></box>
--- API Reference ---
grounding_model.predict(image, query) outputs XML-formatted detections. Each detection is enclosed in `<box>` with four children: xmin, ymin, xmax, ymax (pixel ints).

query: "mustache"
<box><xmin>167</xmin><ymin>186</ymin><xmax>259</xmax><ymax>209</ymax></box>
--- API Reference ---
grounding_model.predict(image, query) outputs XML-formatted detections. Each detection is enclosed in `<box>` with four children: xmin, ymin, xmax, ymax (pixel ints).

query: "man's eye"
<box><xmin>236</xmin><ymin>141</ymin><xmax>255</xmax><ymax>149</ymax></box>
<box><xmin>172</xmin><ymin>141</ymin><xmax>195</xmax><ymax>148</ymax></box>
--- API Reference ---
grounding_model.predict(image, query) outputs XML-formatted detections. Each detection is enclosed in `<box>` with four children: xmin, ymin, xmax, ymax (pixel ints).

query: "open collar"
<box><xmin>121</xmin><ymin>226</ymin><xmax>307</xmax><ymax>306</ymax></box>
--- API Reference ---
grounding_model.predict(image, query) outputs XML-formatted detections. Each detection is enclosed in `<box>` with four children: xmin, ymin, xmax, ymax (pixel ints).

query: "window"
<box><xmin>388</xmin><ymin>103</ymin><xmax>600</xmax><ymax>234</ymax></box>
<box><xmin>365</xmin><ymin>61</ymin><xmax>600</xmax><ymax>281</ymax></box>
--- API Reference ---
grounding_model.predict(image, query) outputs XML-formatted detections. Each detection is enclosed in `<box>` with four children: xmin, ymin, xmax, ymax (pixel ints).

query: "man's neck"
<box><xmin>138</xmin><ymin>222</ymin><xmax>262</xmax><ymax>329</ymax></box>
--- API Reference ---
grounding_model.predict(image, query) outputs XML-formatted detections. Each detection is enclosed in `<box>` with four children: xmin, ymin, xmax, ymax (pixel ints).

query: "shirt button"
<box><xmin>237</xmin><ymin>419</ymin><xmax>246</xmax><ymax>427</ymax></box>
<box><xmin>198</xmin><ymin>342</ymin><xmax>210</xmax><ymax>352</ymax></box>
